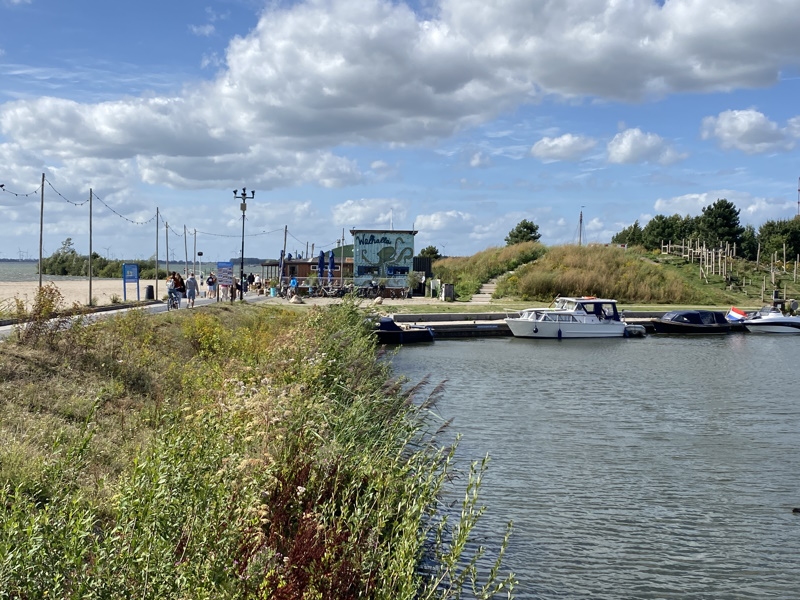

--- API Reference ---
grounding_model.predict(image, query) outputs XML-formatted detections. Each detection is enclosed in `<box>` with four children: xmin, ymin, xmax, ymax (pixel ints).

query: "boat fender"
<box><xmin>624</xmin><ymin>328</ymin><xmax>629</xmax><ymax>338</ymax></box>
<box><xmin>533</xmin><ymin>326</ymin><xmax>538</xmax><ymax>334</ymax></box>
<box><xmin>557</xmin><ymin>328</ymin><xmax>562</xmax><ymax>340</ymax></box>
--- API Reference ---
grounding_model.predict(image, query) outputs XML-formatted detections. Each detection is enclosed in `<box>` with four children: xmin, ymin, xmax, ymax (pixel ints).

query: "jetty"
<box><xmin>390</xmin><ymin>311</ymin><xmax>744</xmax><ymax>338</ymax></box>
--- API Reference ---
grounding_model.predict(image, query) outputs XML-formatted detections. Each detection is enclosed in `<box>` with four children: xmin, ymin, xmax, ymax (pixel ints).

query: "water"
<box><xmin>0</xmin><ymin>261</ymin><xmax>41</xmax><ymax>282</ymax></box>
<box><xmin>392</xmin><ymin>335</ymin><xmax>800</xmax><ymax>599</ymax></box>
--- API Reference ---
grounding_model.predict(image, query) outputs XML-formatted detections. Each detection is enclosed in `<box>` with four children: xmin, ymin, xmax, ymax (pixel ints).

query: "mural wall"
<box><xmin>351</xmin><ymin>230</ymin><xmax>415</xmax><ymax>287</ymax></box>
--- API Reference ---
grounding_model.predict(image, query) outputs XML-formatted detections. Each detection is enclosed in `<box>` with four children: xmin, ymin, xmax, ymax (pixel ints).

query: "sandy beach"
<box><xmin>0</xmin><ymin>279</ymin><xmax>163</xmax><ymax>309</ymax></box>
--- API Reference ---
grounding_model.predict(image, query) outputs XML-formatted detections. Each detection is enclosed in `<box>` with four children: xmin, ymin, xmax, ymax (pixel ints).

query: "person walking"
<box><xmin>186</xmin><ymin>272</ymin><xmax>199</xmax><ymax>308</ymax></box>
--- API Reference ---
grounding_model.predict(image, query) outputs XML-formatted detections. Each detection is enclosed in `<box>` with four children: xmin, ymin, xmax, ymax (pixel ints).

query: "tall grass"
<box><xmin>433</xmin><ymin>242</ymin><xmax>546</xmax><ymax>300</ymax></box>
<box><xmin>495</xmin><ymin>245</ymin><xmax>699</xmax><ymax>303</ymax></box>
<box><xmin>0</xmin><ymin>296</ymin><xmax>514</xmax><ymax>598</ymax></box>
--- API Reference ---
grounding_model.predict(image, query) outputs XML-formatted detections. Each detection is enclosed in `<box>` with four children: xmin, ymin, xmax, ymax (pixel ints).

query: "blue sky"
<box><xmin>2</xmin><ymin>0</ymin><xmax>800</xmax><ymax>263</ymax></box>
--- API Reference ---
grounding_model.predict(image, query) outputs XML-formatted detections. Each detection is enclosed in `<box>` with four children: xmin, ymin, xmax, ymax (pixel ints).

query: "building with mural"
<box><xmin>350</xmin><ymin>229</ymin><xmax>417</xmax><ymax>288</ymax></box>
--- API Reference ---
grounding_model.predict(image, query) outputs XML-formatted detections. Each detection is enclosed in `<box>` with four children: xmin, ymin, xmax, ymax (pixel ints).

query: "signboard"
<box><xmin>216</xmin><ymin>261</ymin><xmax>234</xmax><ymax>286</ymax></box>
<box><xmin>122</xmin><ymin>263</ymin><xmax>140</xmax><ymax>301</ymax></box>
<box><xmin>352</xmin><ymin>231</ymin><xmax>415</xmax><ymax>287</ymax></box>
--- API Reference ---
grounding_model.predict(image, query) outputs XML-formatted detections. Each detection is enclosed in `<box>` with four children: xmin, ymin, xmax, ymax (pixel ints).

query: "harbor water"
<box><xmin>392</xmin><ymin>334</ymin><xmax>800</xmax><ymax>599</ymax></box>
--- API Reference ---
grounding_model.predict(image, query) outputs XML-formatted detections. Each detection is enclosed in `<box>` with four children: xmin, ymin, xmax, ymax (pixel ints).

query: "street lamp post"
<box><xmin>233</xmin><ymin>187</ymin><xmax>255</xmax><ymax>301</ymax></box>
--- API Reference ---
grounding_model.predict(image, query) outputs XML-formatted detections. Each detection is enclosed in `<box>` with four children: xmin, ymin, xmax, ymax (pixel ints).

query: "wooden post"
<box><xmin>184</xmin><ymin>224</ymin><xmax>189</xmax><ymax>278</ymax></box>
<box><xmin>155</xmin><ymin>207</ymin><xmax>159</xmax><ymax>300</ymax></box>
<box><xmin>282</xmin><ymin>225</ymin><xmax>288</xmax><ymax>288</ymax></box>
<box><xmin>165</xmin><ymin>221</ymin><xmax>169</xmax><ymax>278</ymax></box>
<box><xmin>89</xmin><ymin>189</ymin><xmax>93</xmax><ymax>306</ymax></box>
<box><xmin>38</xmin><ymin>172</ymin><xmax>44</xmax><ymax>289</ymax></box>
<box><xmin>783</xmin><ymin>243</ymin><xmax>787</xmax><ymax>272</ymax></box>
<box><xmin>756</xmin><ymin>242</ymin><xmax>760</xmax><ymax>269</ymax></box>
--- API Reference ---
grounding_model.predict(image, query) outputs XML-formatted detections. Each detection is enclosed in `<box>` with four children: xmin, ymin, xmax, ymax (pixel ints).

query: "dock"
<box><xmin>390</xmin><ymin>312</ymin><xmax>746</xmax><ymax>339</ymax></box>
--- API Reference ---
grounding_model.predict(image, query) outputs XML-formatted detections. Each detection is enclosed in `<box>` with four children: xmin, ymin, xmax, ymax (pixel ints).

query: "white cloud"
<box><xmin>654</xmin><ymin>192</ymin><xmax>713</xmax><ymax>215</ymax></box>
<box><xmin>607</xmin><ymin>128</ymin><xmax>686</xmax><ymax>165</ymax></box>
<box><xmin>415</xmin><ymin>210</ymin><xmax>473</xmax><ymax>231</ymax></box>
<box><xmin>701</xmin><ymin>109</ymin><xmax>795</xmax><ymax>154</ymax></box>
<box><xmin>531</xmin><ymin>133</ymin><xmax>597</xmax><ymax>162</ymax></box>
<box><xmin>469</xmin><ymin>152</ymin><xmax>491</xmax><ymax>167</ymax></box>
<box><xmin>189</xmin><ymin>24</ymin><xmax>215</xmax><ymax>37</ymax></box>
<box><xmin>331</xmin><ymin>198</ymin><xmax>406</xmax><ymax>228</ymax></box>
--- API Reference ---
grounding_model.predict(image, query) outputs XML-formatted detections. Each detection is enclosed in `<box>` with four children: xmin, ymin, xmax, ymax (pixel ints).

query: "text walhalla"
<box><xmin>356</xmin><ymin>235</ymin><xmax>393</xmax><ymax>245</ymax></box>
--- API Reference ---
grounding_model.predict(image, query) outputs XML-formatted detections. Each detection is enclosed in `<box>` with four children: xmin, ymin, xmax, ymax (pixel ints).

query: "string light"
<box><xmin>45</xmin><ymin>179</ymin><xmax>89</xmax><ymax>206</ymax></box>
<box><xmin>1</xmin><ymin>183</ymin><xmax>42</xmax><ymax>197</ymax></box>
<box><xmin>93</xmin><ymin>191</ymin><xmax>157</xmax><ymax>225</ymax></box>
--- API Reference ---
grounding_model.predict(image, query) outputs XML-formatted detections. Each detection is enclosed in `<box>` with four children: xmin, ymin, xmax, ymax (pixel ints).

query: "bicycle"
<box><xmin>167</xmin><ymin>291</ymin><xmax>179</xmax><ymax>310</ymax></box>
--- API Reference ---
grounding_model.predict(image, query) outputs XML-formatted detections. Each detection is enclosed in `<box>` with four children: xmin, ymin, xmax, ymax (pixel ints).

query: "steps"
<box><xmin>471</xmin><ymin>280</ymin><xmax>497</xmax><ymax>304</ymax></box>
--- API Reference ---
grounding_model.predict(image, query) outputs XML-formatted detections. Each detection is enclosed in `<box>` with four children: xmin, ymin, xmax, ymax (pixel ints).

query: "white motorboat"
<box><xmin>742</xmin><ymin>306</ymin><xmax>800</xmax><ymax>334</ymax></box>
<box><xmin>504</xmin><ymin>296</ymin><xmax>645</xmax><ymax>339</ymax></box>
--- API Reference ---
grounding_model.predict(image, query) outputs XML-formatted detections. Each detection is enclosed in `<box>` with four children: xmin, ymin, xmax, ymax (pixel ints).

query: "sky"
<box><xmin>2</xmin><ymin>0</ymin><xmax>800</xmax><ymax>263</ymax></box>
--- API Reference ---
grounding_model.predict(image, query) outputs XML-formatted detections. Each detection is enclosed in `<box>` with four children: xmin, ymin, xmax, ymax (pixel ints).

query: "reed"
<box><xmin>0</xmin><ymin>295</ymin><xmax>514</xmax><ymax>598</ymax></box>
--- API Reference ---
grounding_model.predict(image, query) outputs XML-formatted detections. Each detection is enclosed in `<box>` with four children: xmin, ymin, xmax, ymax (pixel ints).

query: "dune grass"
<box><xmin>433</xmin><ymin>242</ymin><xmax>546</xmax><ymax>300</ymax></box>
<box><xmin>0</xmin><ymin>291</ymin><xmax>514</xmax><ymax>599</ymax></box>
<box><xmin>492</xmin><ymin>245</ymin><xmax>800</xmax><ymax>306</ymax></box>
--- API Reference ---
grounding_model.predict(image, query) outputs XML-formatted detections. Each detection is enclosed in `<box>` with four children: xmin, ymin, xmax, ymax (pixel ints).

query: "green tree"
<box><xmin>611</xmin><ymin>220</ymin><xmax>643</xmax><ymax>246</ymax></box>
<box><xmin>505</xmin><ymin>219</ymin><xmax>541</xmax><ymax>245</ymax></box>
<box><xmin>696</xmin><ymin>198</ymin><xmax>744</xmax><ymax>248</ymax></box>
<box><xmin>739</xmin><ymin>224</ymin><xmax>758</xmax><ymax>261</ymax></box>
<box><xmin>641</xmin><ymin>214</ymin><xmax>688</xmax><ymax>250</ymax></box>
<box><xmin>418</xmin><ymin>245</ymin><xmax>442</xmax><ymax>260</ymax></box>
<box><xmin>758</xmin><ymin>217</ymin><xmax>800</xmax><ymax>261</ymax></box>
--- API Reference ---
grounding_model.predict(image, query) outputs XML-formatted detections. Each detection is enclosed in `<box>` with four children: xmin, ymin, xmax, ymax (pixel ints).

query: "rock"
<box><xmin>289</xmin><ymin>295</ymin><xmax>304</xmax><ymax>304</ymax></box>
<box><xmin>372</xmin><ymin>297</ymin><xmax>383</xmax><ymax>305</ymax></box>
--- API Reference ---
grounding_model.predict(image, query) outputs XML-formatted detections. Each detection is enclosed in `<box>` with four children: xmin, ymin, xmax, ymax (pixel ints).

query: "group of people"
<box><xmin>163</xmin><ymin>270</ymin><xmax>275</xmax><ymax>307</ymax></box>
<box><xmin>166</xmin><ymin>271</ymin><xmax>200</xmax><ymax>308</ymax></box>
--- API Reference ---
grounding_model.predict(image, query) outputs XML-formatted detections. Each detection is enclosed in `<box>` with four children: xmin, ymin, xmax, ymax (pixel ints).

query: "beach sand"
<box><xmin>0</xmin><ymin>279</ymin><xmax>163</xmax><ymax>309</ymax></box>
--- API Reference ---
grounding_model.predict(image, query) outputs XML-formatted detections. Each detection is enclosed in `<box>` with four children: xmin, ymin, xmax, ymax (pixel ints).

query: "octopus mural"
<box><xmin>353</xmin><ymin>232</ymin><xmax>415</xmax><ymax>284</ymax></box>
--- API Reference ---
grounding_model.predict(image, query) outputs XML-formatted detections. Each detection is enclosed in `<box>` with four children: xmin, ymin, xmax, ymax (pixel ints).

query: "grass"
<box><xmin>433</xmin><ymin>242</ymin><xmax>546</xmax><ymax>300</ymax></box>
<box><xmin>487</xmin><ymin>245</ymin><xmax>800</xmax><ymax>308</ymax></box>
<box><xmin>0</xmin><ymin>291</ymin><xmax>515</xmax><ymax>598</ymax></box>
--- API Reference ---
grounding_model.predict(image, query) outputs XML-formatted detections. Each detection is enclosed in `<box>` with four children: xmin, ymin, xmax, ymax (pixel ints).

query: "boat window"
<box><xmin>663</xmin><ymin>312</ymin><xmax>678</xmax><ymax>321</ymax></box>
<box><xmin>700</xmin><ymin>312</ymin><xmax>714</xmax><ymax>325</ymax></box>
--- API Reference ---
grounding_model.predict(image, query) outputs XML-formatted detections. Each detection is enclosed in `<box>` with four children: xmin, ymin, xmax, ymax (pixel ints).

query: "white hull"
<box><xmin>505</xmin><ymin>318</ymin><xmax>627</xmax><ymax>338</ymax></box>
<box><xmin>743</xmin><ymin>320</ymin><xmax>800</xmax><ymax>334</ymax></box>
<box><xmin>742</xmin><ymin>308</ymin><xmax>800</xmax><ymax>334</ymax></box>
<box><xmin>504</xmin><ymin>297</ymin><xmax>636</xmax><ymax>339</ymax></box>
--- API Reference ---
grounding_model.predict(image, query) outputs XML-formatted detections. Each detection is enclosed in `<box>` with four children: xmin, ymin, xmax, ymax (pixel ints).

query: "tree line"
<box><xmin>610</xmin><ymin>199</ymin><xmax>800</xmax><ymax>261</ymax></box>
<box><xmin>40</xmin><ymin>238</ymin><xmax>167</xmax><ymax>279</ymax></box>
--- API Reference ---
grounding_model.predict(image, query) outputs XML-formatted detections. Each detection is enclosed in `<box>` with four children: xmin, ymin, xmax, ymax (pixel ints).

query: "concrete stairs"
<box><xmin>471</xmin><ymin>279</ymin><xmax>498</xmax><ymax>304</ymax></box>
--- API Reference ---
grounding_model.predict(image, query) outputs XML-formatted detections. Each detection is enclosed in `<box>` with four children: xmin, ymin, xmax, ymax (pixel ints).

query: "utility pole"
<box><xmin>184</xmin><ymin>224</ymin><xmax>189</xmax><ymax>278</ymax></box>
<box><xmin>89</xmin><ymin>189</ymin><xmax>93</xmax><ymax>305</ymax></box>
<box><xmin>193</xmin><ymin>228</ymin><xmax>197</xmax><ymax>276</ymax></box>
<box><xmin>38</xmin><ymin>172</ymin><xmax>44</xmax><ymax>289</ymax></box>
<box><xmin>282</xmin><ymin>225</ymin><xmax>288</xmax><ymax>288</ymax></box>
<box><xmin>155</xmin><ymin>207</ymin><xmax>159</xmax><ymax>299</ymax></box>
<box><xmin>166</xmin><ymin>221</ymin><xmax>170</xmax><ymax>278</ymax></box>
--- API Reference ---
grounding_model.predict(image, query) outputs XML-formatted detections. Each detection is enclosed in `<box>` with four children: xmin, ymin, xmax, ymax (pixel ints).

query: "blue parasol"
<box><xmin>318</xmin><ymin>250</ymin><xmax>325</xmax><ymax>283</ymax></box>
<box><xmin>328</xmin><ymin>250</ymin><xmax>335</xmax><ymax>284</ymax></box>
<box><xmin>278</xmin><ymin>250</ymin><xmax>285</xmax><ymax>287</ymax></box>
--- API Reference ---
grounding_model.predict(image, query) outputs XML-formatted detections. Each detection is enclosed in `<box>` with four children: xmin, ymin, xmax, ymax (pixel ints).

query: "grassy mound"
<box><xmin>494</xmin><ymin>245</ymin><xmax>800</xmax><ymax>306</ymax></box>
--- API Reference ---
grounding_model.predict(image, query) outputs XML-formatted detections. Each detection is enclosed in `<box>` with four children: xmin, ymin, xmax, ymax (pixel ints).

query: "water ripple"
<box><xmin>394</xmin><ymin>335</ymin><xmax>800</xmax><ymax>599</ymax></box>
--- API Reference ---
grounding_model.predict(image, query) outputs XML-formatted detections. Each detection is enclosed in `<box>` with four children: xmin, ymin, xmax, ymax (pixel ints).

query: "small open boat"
<box><xmin>652</xmin><ymin>310</ymin><xmax>731</xmax><ymax>334</ymax></box>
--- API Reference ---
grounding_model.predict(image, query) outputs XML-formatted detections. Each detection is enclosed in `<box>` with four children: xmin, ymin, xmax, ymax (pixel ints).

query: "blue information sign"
<box><xmin>216</xmin><ymin>261</ymin><xmax>234</xmax><ymax>286</ymax></box>
<box><xmin>122</xmin><ymin>263</ymin><xmax>140</xmax><ymax>301</ymax></box>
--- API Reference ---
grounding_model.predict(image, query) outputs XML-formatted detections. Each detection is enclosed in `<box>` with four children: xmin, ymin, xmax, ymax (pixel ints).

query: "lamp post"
<box><xmin>233</xmin><ymin>187</ymin><xmax>255</xmax><ymax>301</ymax></box>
